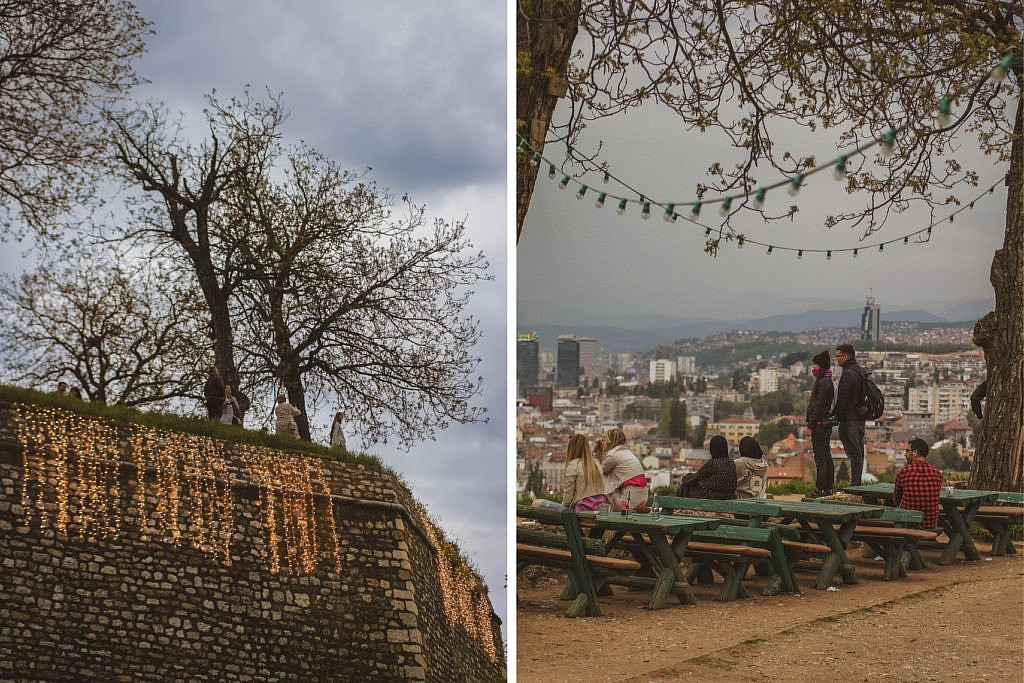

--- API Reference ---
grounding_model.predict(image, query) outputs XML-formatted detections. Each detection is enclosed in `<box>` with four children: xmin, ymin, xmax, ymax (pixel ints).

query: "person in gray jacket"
<box><xmin>832</xmin><ymin>343</ymin><xmax>865</xmax><ymax>486</ymax></box>
<box><xmin>734</xmin><ymin>436</ymin><xmax>768</xmax><ymax>499</ymax></box>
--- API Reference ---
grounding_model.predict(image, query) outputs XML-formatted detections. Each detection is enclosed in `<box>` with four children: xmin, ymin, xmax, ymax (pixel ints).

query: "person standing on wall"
<box><xmin>204</xmin><ymin>367</ymin><xmax>225</xmax><ymax>420</ymax></box>
<box><xmin>831</xmin><ymin>343</ymin><xmax>866</xmax><ymax>486</ymax></box>
<box><xmin>806</xmin><ymin>350</ymin><xmax>836</xmax><ymax>497</ymax></box>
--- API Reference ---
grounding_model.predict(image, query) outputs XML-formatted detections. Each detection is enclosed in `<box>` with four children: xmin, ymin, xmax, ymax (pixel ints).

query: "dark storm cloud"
<box><xmin>135</xmin><ymin>1</ymin><xmax>505</xmax><ymax>196</ymax></box>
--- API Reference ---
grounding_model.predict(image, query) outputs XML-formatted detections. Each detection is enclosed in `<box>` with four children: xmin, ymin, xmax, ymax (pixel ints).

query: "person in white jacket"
<box><xmin>599</xmin><ymin>428</ymin><xmax>649</xmax><ymax>512</ymax></box>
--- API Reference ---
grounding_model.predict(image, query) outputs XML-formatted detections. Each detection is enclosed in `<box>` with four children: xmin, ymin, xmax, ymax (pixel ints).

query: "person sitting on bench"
<box><xmin>894</xmin><ymin>438</ymin><xmax>944</xmax><ymax>528</ymax></box>
<box><xmin>561</xmin><ymin>434</ymin><xmax>609</xmax><ymax>512</ymax></box>
<box><xmin>601</xmin><ymin>428</ymin><xmax>649</xmax><ymax>512</ymax></box>
<box><xmin>677</xmin><ymin>435</ymin><xmax>737</xmax><ymax>500</ymax></box>
<box><xmin>734</xmin><ymin>436</ymin><xmax>768</xmax><ymax>499</ymax></box>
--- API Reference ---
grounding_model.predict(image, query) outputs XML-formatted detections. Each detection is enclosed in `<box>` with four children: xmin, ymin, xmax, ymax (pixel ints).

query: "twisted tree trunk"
<box><xmin>970</xmin><ymin>92</ymin><xmax>1024</xmax><ymax>492</ymax></box>
<box><xmin>516</xmin><ymin>0</ymin><xmax>581</xmax><ymax>242</ymax></box>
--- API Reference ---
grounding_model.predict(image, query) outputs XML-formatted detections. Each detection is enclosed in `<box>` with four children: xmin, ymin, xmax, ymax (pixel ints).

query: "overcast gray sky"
<box><xmin>1</xmin><ymin>0</ymin><xmax>507</xmax><ymax>636</ymax></box>
<box><xmin>519</xmin><ymin>85</ymin><xmax>1011</xmax><ymax>325</ymax></box>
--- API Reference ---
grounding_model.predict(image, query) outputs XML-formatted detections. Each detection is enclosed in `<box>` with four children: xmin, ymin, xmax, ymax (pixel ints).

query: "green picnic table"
<box><xmin>742</xmin><ymin>498</ymin><xmax>883</xmax><ymax>589</ymax></box>
<box><xmin>577</xmin><ymin>512</ymin><xmax>721</xmax><ymax>609</ymax></box>
<box><xmin>844</xmin><ymin>483</ymin><xmax>999</xmax><ymax>564</ymax></box>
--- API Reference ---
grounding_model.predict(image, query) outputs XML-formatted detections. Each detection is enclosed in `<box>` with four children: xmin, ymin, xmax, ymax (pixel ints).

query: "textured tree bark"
<box><xmin>516</xmin><ymin>0</ymin><xmax>581</xmax><ymax>243</ymax></box>
<box><xmin>970</xmin><ymin>92</ymin><xmax>1024</xmax><ymax>492</ymax></box>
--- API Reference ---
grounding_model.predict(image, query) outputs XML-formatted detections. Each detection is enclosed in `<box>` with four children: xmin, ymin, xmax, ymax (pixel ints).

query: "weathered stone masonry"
<box><xmin>0</xmin><ymin>402</ymin><xmax>505</xmax><ymax>681</ymax></box>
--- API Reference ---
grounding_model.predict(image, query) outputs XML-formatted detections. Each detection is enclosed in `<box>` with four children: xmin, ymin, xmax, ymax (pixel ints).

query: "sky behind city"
<box><xmin>0</xmin><ymin>0</ymin><xmax>508</xmax><ymax>637</ymax></box>
<box><xmin>519</xmin><ymin>76</ymin><xmax>1012</xmax><ymax>328</ymax></box>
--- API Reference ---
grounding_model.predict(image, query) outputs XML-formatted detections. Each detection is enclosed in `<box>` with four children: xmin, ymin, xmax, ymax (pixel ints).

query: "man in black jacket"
<box><xmin>970</xmin><ymin>379</ymin><xmax>987</xmax><ymax>419</ymax></box>
<box><xmin>806</xmin><ymin>350</ymin><xmax>836</xmax><ymax>497</ymax></box>
<box><xmin>832</xmin><ymin>344</ymin><xmax>866</xmax><ymax>486</ymax></box>
<box><xmin>203</xmin><ymin>367</ymin><xmax>225</xmax><ymax>420</ymax></box>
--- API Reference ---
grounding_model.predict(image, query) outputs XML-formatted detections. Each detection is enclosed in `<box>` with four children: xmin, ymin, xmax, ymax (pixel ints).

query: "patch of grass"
<box><xmin>767</xmin><ymin>478</ymin><xmax>814</xmax><ymax>496</ymax></box>
<box><xmin>0</xmin><ymin>384</ymin><xmax>381</xmax><ymax>468</ymax></box>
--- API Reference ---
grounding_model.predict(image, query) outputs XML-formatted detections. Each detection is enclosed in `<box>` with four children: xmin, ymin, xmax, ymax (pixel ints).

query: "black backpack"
<box><xmin>856</xmin><ymin>368</ymin><xmax>885</xmax><ymax>420</ymax></box>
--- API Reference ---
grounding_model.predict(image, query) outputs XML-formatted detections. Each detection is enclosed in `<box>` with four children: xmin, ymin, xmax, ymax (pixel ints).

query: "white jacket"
<box><xmin>601</xmin><ymin>445</ymin><xmax>644</xmax><ymax>495</ymax></box>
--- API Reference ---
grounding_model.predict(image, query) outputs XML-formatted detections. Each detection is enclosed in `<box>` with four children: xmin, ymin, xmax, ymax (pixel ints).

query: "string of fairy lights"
<box><xmin>12</xmin><ymin>402</ymin><xmax>498</xmax><ymax>658</ymax></box>
<box><xmin>518</xmin><ymin>53</ymin><xmax>1015</xmax><ymax>256</ymax></box>
<box><xmin>15</xmin><ymin>403</ymin><xmax>340</xmax><ymax>575</ymax></box>
<box><xmin>416</xmin><ymin>507</ymin><xmax>499</xmax><ymax>662</ymax></box>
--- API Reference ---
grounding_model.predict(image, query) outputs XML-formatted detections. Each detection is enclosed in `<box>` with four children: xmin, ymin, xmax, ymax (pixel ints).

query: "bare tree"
<box><xmin>517</xmin><ymin>0</ymin><xmax>1022</xmax><ymax>489</ymax></box>
<box><xmin>0</xmin><ymin>0</ymin><xmax>147</xmax><ymax>236</ymax></box>
<box><xmin>225</xmin><ymin>144</ymin><xmax>490</xmax><ymax>447</ymax></box>
<box><xmin>0</xmin><ymin>256</ymin><xmax>208</xmax><ymax>407</ymax></box>
<box><xmin>104</xmin><ymin>90</ymin><xmax>286</xmax><ymax>419</ymax></box>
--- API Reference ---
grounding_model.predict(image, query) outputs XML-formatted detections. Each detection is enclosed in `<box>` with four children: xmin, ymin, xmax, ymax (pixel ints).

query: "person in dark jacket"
<box><xmin>806</xmin><ymin>350</ymin><xmax>836</xmax><ymax>497</ymax></box>
<box><xmin>677</xmin><ymin>435</ymin><xmax>737</xmax><ymax>499</ymax></box>
<box><xmin>831</xmin><ymin>343</ymin><xmax>866</xmax><ymax>486</ymax></box>
<box><xmin>204</xmin><ymin>367</ymin><xmax>225</xmax><ymax>420</ymax></box>
<box><xmin>970</xmin><ymin>379</ymin><xmax>987</xmax><ymax>419</ymax></box>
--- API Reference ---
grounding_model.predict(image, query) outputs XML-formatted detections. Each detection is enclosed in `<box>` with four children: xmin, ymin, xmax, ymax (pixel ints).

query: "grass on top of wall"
<box><xmin>0</xmin><ymin>384</ymin><xmax>382</xmax><ymax>469</ymax></box>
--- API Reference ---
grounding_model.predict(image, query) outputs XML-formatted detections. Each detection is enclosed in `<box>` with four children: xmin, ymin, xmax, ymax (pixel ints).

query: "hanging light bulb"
<box><xmin>595</xmin><ymin>192</ymin><xmax>607</xmax><ymax>209</ymax></box>
<box><xmin>949</xmin><ymin>215</ymin><xmax>954</xmax><ymax>222</ymax></box>
<box><xmin>691</xmin><ymin>201</ymin><xmax>702</xmax><ymax>217</ymax></box>
<box><xmin>826</xmin><ymin>250</ymin><xmax>832</xmax><ymax>260</ymax></box>
<box><xmin>879</xmin><ymin>243</ymin><xmax>884</xmax><ymax>252</ymax></box>
<box><xmin>576</xmin><ymin>185</ymin><xmax>587</xmax><ymax>200</ymax></box>
<box><xmin>991</xmin><ymin>54</ymin><xmax>1013</xmax><ymax>84</ymax></box>
<box><xmin>641</xmin><ymin>200</ymin><xmax>651</xmax><ymax>220</ymax></box>
<box><xmin>881</xmin><ymin>129</ymin><xmax>896</xmax><ymax>158</ymax></box>
<box><xmin>797</xmin><ymin>250</ymin><xmax>803</xmax><ymax>260</ymax></box>
<box><xmin>518</xmin><ymin>138</ymin><xmax>529</xmax><ymax>150</ymax></box>
<box><xmin>936</xmin><ymin>96</ymin><xmax>953</xmax><ymax>127</ymax></box>
<box><xmin>832</xmin><ymin>156</ymin><xmax>848</xmax><ymax>181</ymax></box>
<box><xmin>616</xmin><ymin>198</ymin><xmax>628</xmax><ymax>215</ymax></box>
<box><xmin>603</xmin><ymin>171</ymin><xmax>610</xmax><ymax>184</ymax></box>
<box><xmin>705</xmin><ymin>228</ymin><xmax>711</xmax><ymax>237</ymax></box>
<box><xmin>558</xmin><ymin>174</ymin><xmax>570</xmax><ymax>189</ymax></box>
<box><xmin>737</xmin><ymin>235</ymin><xmax>745</xmax><ymax>249</ymax></box>
<box><xmin>787</xmin><ymin>174</ymin><xmax>804</xmax><ymax>196</ymax></box>
<box><xmin>767</xmin><ymin>245</ymin><xmax>773</xmax><ymax>254</ymax></box>
<box><xmin>904</xmin><ymin>236</ymin><xmax>910</xmax><ymax>245</ymax></box>
<box><xmin>927</xmin><ymin>226</ymin><xmax>933</xmax><ymax>237</ymax></box>
<box><xmin>663</xmin><ymin>204</ymin><xmax>675</xmax><ymax>222</ymax></box>
<box><xmin>752</xmin><ymin>188</ymin><xmax>767</xmax><ymax>210</ymax></box>
<box><xmin>530</xmin><ymin>151</ymin><xmax>541</xmax><ymax>166</ymax></box>
<box><xmin>547</xmin><ymin>164</ymin><xmax>556</xmax><ymax>180</ymax></box>
<box><xmin>853</xmin><ymin>249</ymin><xmax>858</xmax><ymax>257</ymax></box>
<box><xmin>719</xmin><ymin>196</ymin><xmax>733</xmax><ymax>217</ymax></box>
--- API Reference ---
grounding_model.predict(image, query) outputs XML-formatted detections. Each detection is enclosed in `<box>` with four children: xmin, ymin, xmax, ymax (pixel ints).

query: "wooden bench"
<box><xmin>974</xmin><ymin>505</ymin><xmax>1023</xmax><ymax>556</ymax></box>
<box><xmin>516</xmin><ymin>505</ymin><xmax>640</xmax><ymax>617</ymax></box>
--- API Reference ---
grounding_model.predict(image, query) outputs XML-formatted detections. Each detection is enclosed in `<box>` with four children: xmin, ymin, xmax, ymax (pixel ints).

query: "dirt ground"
<box><xmin>517</xmin><ymin>538</ymin><xmax>1024</xmax><ymax>682</ymax></box>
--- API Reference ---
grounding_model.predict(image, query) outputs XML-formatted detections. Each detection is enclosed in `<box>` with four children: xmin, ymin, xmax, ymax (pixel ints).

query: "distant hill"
<box><xmin>519</xmin><ymin>301</ymin><xmax>984</xmax><ymax>352</ymax></box>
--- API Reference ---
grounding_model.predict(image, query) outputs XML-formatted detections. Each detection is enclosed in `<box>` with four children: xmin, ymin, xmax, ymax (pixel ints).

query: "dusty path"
<box><xmin>517</xmin><ymin>544</ymin><xmax>1024</xmax><ymax>682</ymax></box>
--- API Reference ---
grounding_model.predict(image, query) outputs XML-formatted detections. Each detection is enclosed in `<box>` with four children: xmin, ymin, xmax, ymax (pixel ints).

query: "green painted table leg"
<box><xmin>814</xmin><ymin>520</ymin><xmax>858</xmax><ymax>588</ymax></box>
<box><xmin>767</xmin><ymin>531</ymin><xmax>796</xmax><ymax>594</ymax></box>
<box><xmin>762</xmin><ymin>574</ymin><xmax>783</xmax><ymax>596</ymax></box>
<box><xmin>656</xmin><ymin>530</ymin><xmax>696</xmax><ymax>605</ymax></box>
<box><xmin>565</xmin><ymin>592</ymin><xmax>589</xmax><ymax>618</ymax></box>
<box><xmin>940</xmin><ymin>501</ymin><xmax>983</xmax><ymax>564</ymax></box>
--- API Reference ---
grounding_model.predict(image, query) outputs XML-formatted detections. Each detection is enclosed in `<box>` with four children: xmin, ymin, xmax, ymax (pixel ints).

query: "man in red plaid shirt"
<box><xmin>894</xmin><ymin>439</ymin><xmax>944</xmax><ymax>528</ymax></box>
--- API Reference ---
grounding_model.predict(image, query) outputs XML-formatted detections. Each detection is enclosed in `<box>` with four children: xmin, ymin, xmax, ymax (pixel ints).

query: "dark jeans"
<box><xmin>838</xmin><ymin>420</ymin><xmax>866</xmax><ymax>485</ymax></box>
<box><xmin>811</xmin><ymin>425</ymin><xmax>834</xmax><ymax>492</ymax></box>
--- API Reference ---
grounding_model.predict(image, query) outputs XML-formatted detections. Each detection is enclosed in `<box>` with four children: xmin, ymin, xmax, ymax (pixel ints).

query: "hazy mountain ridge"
<box><xmin>519</xmin><ymin>298</ymin><xmax>991</xmax><ymax>352</ymax></box>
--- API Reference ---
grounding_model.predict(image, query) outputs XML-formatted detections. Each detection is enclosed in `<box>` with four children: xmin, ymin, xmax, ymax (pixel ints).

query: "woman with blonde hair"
<box><xmin>561</xmin><ymin>434</ymin><xmax>608</xmax><ymax>512</ymax></box>
<box><xmin>600</xmin><ymin>428</ymin><xmax>649</xmax><ymax>512</ymax></box>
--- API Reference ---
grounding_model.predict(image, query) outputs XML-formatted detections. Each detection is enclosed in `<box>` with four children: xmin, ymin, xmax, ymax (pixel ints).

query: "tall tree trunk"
<box><xmin>282</xmin><ymin>370</ymin><xmax>311</xmax><ymax>442</ymax></box>
<box><xmin>516</xmin><ymin>0</ymin><xmax>581</xmax><ymax>242</ymax></box>
<box><xmin>189</xmin><ymin>249</ymin><xmax>247</xmax><ymax>418</ymax></box>
<box><xmin>970</xmin><ymin>92</ymin><xmax>1024</xmax><ymax>492</ymax></box>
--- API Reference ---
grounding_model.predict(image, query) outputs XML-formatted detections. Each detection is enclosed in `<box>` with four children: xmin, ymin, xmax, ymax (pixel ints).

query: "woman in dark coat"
<box><xmin>677</xmin><ymin>435</ymin><xmax>737</xmax><ymax>499</ymax></box>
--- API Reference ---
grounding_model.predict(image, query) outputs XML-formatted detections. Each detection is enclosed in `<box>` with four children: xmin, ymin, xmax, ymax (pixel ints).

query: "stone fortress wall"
<box><xmin>0</xmin><ymin>400</ymin><xmax>504</xmax><ymax>681</ymax></box>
